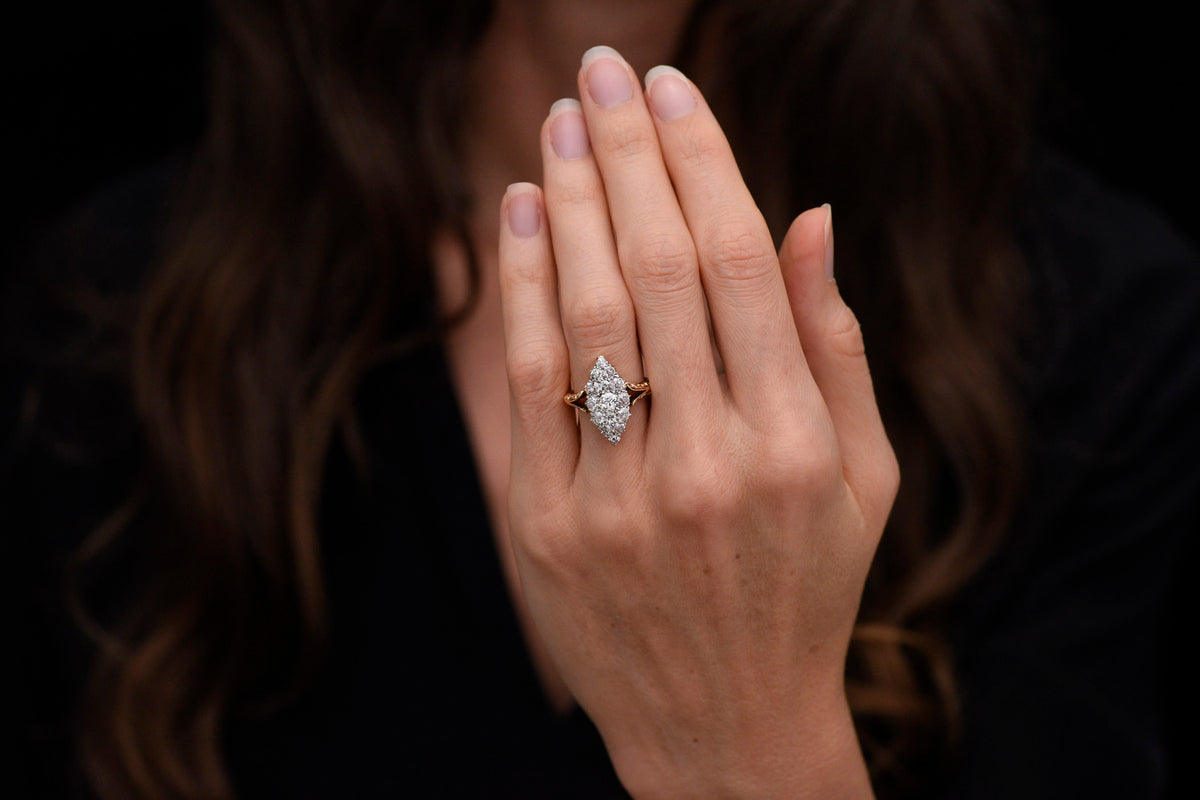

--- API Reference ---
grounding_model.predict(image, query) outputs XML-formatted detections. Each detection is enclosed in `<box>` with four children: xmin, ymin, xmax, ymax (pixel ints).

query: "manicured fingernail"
<box><xmin>507</xmin><ymin>185</ymin><xmax>541</xmax><ymax>238</ymax></box>
<box><xmin>582</xmin><ymin>45</ymin><xmax>633</xmax><ymax>108</ymax></box>
<box><xmin>645</xmin><ymin>66</ymin><xmax>695</xmax><ymax>121</ymax></box>
<box><xmin>822</xmin><ymin>203</ymin><xmax>835</xmax><ymax>281</ymax></box>
<box><xmin>549</xmin><ymin>99</ymin><xmax>590</xmax><ymax>160</ymax></box>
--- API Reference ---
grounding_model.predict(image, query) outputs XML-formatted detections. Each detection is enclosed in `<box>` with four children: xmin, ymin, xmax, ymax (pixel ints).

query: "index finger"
<box><xmin>643</xmin><ymin>65</ymin><xmax>819</xmax><ymax>424</ymax></box>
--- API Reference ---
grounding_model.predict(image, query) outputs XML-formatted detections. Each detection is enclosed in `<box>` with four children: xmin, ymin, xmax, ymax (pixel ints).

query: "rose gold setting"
<box><xmin>563</xmin><ymin>356</ymin><xmax>651</xmax><ymax>444</ymax></box>
<box><xmin>563</xmin><ymin>380</ymin><xmax>651</xmax><ymax>411</ymax></box>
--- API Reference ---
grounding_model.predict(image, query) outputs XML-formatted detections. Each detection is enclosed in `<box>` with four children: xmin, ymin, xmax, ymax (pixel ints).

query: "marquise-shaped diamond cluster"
<box><xmin>585</xmin><ymin>356</ymin><xmax>632</xmax><ymax>444</ymax></box>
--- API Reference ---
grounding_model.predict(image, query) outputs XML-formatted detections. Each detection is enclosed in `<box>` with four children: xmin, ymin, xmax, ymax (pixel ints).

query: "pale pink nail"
<box><xmin>645</xmin><ymin>66</ymin><xmax>696</xmax><ymax>121</ymax></box>
<box><xmin>549</xmin><ymin>99</ymin><xmax>590</xmax><ymax>160</ymax></box>
<box><xmin>583</xmin><ymin>45</ymin><xmax>633</xmax><ymax>108</ymax></box>
<box><xmin>507</xmin><ymin>186</ymin><xmax>541</xmax><ymax>239</ymax></box>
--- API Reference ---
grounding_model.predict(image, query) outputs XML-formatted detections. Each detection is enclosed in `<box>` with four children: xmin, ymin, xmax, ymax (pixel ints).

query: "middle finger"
<box><xmin>577</xmin><ymin>46</ymin><xmax>722</xmax><ymax>427</ymax></box>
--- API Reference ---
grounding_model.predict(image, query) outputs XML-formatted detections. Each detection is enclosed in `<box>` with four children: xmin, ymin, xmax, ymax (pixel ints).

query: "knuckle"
<box><xmin>676</xmin><ymin>134</ymin><xmax>727</xmax><ymax>170</ymax></box>
<box><xmin>499</xmin><ymin>251</ymin><xmax>548</xmax><ymax>292</ymax></box>
<box><xmin>837</xmin><ymin>442</ymin><xmax>900</xmax><ymax>550</ymax></box>
<box><xmin>626</xmin><ymin>231</ymin><xmax>697</xmax><ymax>295</ymax></box>
<box><xmin>755</xmin><ymin>428</ymin><xmax>842</xmax><ymax>500</ymax></box>
<box><xmin>564</xmin><ymin>289</ymin><xmax>634</xmax><ymax>351</ymax></box>
<box><xmin>584</xmin><ymin>499</ymin><xmax>646</xmax><ymax>561</ymax></box>
<box><xmin>548</xmin><ymin>174</ymin><xmax>602</xmax><ymax>208</ymax></box>
<box><xmin>757</xmin><ymin>429</ymin><xmax>806</xmax><ymax>475</ymax></box>
<box><xmin>509</xmin><ymin>490</ymin><xmax>578</xmax><ymax>572</ymax></box>
<box><xmin>870</xmin><ymin>446</ymin><xmax>902</xmax><ymax>520</ymax></box>
<box><xmin>601</xmin><ymin>118</ymin><xmax>657</xmax><ymax>160</ymax></box>
<box><xmin>655</xmin><ymin>450</ymin><xmax>737</xmax><ymax>526</ymax></box>
<box><xmin>660</xmin><ymin>474</ymin><xmax>736</xmax><ymax>528</ymax></box>
<box><xmin>518</xmin><ymin>520</ymin><xmax>579</xmax><ymax>574</ymax></box>
<box><xmin>506</xmin><ymin>340</ymin><xmax>567</xmax><ymax>401</ymax></box>
<box><xmin>801</xmin><ymin>438</ymin><xmax>844</xmax><ymax>491</ymax></box>
<box><xmin>705</xmin><ymin>224</ymin><xmax>775</xmax><ymax>282</ymax></box>
<box><xmin>825</xmin><ymin>303</ymin><xmax>867</xmax><ymax>360</ymax></box>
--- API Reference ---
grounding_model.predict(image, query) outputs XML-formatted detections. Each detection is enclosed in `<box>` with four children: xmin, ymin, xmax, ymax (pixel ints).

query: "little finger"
<box><xmin>498</xmin><ymin>184</ymin><xmax>579</xmax><ymax>503</ymax></box>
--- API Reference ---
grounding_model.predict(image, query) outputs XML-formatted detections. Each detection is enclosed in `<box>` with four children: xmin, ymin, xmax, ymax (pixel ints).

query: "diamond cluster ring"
<box><xmin>563</xmin><ymin>356</ymin><xmax>651</xmax><ymax>444</ymax></box>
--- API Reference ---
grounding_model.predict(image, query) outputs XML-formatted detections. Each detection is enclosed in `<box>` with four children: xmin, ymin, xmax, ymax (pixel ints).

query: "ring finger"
<box><xmin>542</xmin><ymin>98</ymin><xmax>647</xmax><ymax>474</ymax></box>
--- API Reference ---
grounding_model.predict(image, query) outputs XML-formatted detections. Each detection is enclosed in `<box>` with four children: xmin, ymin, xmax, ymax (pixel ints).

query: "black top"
<box><xmin>4</xmin><ymin>152</ymin><xmax>1199</xmax><ymax>798</ymax></box>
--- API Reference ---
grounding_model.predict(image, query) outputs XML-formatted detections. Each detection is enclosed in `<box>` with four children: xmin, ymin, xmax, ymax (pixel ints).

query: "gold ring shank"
<box><xmin>563</xmin><ymin>380</ymin><xmax>651</xmax><ymax>413</ymax></box>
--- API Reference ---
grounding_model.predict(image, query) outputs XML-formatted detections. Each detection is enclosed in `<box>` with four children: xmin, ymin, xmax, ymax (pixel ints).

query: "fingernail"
<box><xmin>582</xmin><ymin>45</ymin><xmax>633</xmax><ymax>108</ymax></box>
<box><xmin>645</xmin><ymin>66</ymin><xmax>695</xmax><ymax>121</ymax></box>
<box><xmin>822</xmin><ymin>203</ymin><xmax>835</xmax><ymax>281</ymax></box>
<box><xmin>549</xmin><ymin>99</ymin><xmax>590</xmax><ymax>160</ymax></box>
<box><xmin>507</xmin><ymin>185</ymin><xmax>541</xmax><ymax>239</ymax></box>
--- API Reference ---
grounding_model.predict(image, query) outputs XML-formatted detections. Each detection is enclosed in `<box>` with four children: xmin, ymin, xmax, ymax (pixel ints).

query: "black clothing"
<box><xmin>5</xmin><ymin>152</ymin><xmax>1199</xmax><ymax>798</ymax></box>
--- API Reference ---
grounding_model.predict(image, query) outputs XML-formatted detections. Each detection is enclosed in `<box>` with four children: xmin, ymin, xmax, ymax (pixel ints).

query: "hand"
<box><xmin>497</xmin><ymin>46</ymin><xmax>896</xmax><ymax>799</ymax></box>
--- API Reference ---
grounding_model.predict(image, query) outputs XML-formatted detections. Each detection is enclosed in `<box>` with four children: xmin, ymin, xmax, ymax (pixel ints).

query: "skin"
<box><xmin>438</xmin><ymin>0</ymin><xmax>701</xmax><ymax>716</ymax></box>
<box><xmin>439</xmin><ymin>4</ymin><xmax>898</xmax><ymax>797</ymax></box>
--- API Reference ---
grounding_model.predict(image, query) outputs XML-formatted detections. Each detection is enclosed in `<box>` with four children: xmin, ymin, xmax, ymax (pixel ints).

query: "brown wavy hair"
<box><xmin>75</xmin><ymin>0</ymin><xmax>1038</xmax><ymax>797</ymax></box>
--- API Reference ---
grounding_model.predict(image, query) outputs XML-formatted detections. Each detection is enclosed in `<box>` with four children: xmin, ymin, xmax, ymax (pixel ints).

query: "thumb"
<box><xmin>779</xmin><ymin>205</ymin><xmax>898</xmax><ymax>525</ymax></box>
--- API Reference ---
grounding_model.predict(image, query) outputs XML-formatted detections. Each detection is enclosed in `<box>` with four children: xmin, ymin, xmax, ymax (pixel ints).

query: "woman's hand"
<box><xmin>497</xmin><ymin>46</ymin><xmax>896</xmax><ymax>799</ymax></box>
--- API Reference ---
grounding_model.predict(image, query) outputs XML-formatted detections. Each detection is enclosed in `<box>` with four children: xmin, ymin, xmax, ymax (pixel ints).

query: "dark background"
<box><xmin>5</xmin><ymin>2</ymin><xmax>1196</xmax><ymax>797</ymax></box>
<box><xmin>5</xmin><ymin>3</ymin><xmax>1199</xmax><ymax>265</ymax></box>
